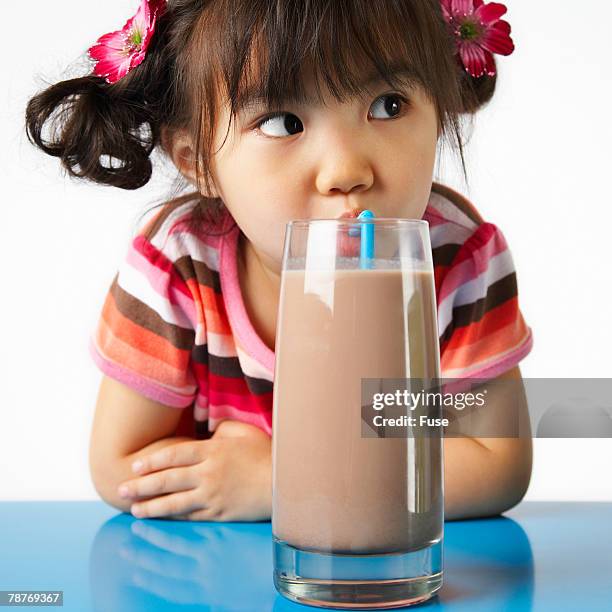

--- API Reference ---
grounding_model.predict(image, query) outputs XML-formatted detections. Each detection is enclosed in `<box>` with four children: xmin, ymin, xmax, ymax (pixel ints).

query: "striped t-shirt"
<box><xmin>90</xmin><ymin>183</ymin><xmax>533</xmax><ymax>438</ymax></box>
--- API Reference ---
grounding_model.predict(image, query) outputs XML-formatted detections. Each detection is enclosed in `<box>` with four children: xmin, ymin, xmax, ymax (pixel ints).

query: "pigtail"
<box><xmin>24</xmin><ymin>2</ymin><xmax>179</xmax><ymax>191</ymax></box>
<box><xmin>25</xmin><ymin>75</ymin><xmax>157</xmax><ymax>189</ymax></box>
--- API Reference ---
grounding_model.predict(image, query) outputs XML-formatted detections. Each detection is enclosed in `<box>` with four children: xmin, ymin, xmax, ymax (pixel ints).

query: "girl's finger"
<box><xmin>130</xmin><ymin>490</ymin><xmax>204</xmax><ymax>519</ymax></box>
<box><xmin>120</xmin><ymin>466</ymin><xmax>199</xmax><ymax>500</ymax></box>
<box><xmin>132</xmin><ymin>440</ymin><xmax>210</xmax><ymax>474</ymax></box>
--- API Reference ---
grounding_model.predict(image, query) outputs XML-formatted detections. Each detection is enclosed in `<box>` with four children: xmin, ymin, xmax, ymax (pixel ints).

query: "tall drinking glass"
<box><xmin>272</xmin><ymin>217</ymin><xmax>444</xmax><ymax>609</ymax></box>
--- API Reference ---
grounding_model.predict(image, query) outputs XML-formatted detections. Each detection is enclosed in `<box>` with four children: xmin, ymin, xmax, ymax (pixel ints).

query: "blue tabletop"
<box><xmin>1</xmin><ymin>501</ymin><xmax>610</xmax><ymax>611</ymax></box>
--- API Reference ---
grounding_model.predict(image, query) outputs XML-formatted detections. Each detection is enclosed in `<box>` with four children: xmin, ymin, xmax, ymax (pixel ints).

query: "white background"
<box><xmin>1</xmin><ymin>1</ymin><xmax>611</xmax><ymax>501</ymax></box>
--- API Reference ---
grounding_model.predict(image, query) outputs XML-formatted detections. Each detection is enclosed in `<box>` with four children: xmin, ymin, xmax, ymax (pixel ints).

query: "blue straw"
<box><xmin>358</xmin><ymin>210</ymin><xmax>375</xmax><ymax>269</ymax></box>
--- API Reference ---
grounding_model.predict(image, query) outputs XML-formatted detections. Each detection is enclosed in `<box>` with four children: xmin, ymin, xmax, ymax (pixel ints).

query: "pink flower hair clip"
<box><xmin>87</xmin><ymin>0</ymin><xmax>166</xmax><ymax>84</ymax></box>
<box><xmin>440</xmin><ymin>0</ymin><xmax>515</xmax><ymax>78</ymax></box>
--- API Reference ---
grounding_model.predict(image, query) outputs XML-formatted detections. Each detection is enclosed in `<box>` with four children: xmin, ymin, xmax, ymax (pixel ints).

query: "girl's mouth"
<box><xmin>336</xmin><ymin>207</ymin><xmax>365</xmax><ymax>220</ymax></box>
<box><xmin>336</xmin><ymin>208</ymin><xmax>366</xmax><ymax>257</ymax></box>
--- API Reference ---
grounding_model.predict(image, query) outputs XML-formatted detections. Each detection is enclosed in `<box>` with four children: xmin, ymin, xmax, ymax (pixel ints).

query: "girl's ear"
<box><xmin>161</xmin><ymin>126</ymin><xmax>219</xmax><ymax>198</ymax></box>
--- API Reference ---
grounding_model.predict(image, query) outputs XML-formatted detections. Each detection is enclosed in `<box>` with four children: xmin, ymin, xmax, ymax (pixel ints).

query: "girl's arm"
<box><xmin>89</xmin><ymin>376</ymin><xmax>271</xmax><ymax>519</ymax></box>
<box><xmin>443</xmin><ymin>365</ymin><xmax>532</xmax><ymax>520</ymax></box>
<box><xmin>89</xmin><ymin>376</ymin><xmax>196</xmax><ymax>513</ymax></box>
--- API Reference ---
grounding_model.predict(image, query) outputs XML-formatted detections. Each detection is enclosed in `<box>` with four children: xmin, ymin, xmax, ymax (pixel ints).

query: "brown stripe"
<box><xmin>431</xmin><ymin>182</ymin><xmax>484</xmax><ymax>225</ymax></box>
<box><xmin>192</xmin><ymin>344</ymin><xmax>273</xmax><ymax>395</ymax></box>
<box><xmin>439</xmin><ymin>320</ymin><xmax>454</xmax><ymax>347</ymax></box>
<box><xmin>439</xmin><ymin>273</ymin><xmax>518</xmax><ymax>344</ymax></box>
<box><xmin>193</xmin><ymin>348</ymin><xmax>243</xmax><ymax>378</ymax></box>
<box><xmin>245</xmin><ymin>375</ymin><xmax>273</xmax><ymax>395</ymax></box>
<box><xmin>192</xmin><ymin>343</ymin><xmax>209</xmax><ymax>365</ymax></box>
<box><xmin>208</xmin><ymin>354</ymin><xmax>260</xmax><ymax>382</ymax></box>
<box><xmin>174</xmin><ymin>256</ymin><xmax>222</xmax><ymax>293</ymax></box>
<box><xmin>111</xmin><ymin>279</ymin><xmax>194</xmax><ymax>351</ymax></box>
<box><xmin>195</xmin><ymin>420</ymin><xmax>213</xmax><ymax>439</ymax></box>
<box><xmin>432</xmin><ymin>243</ymin><xmax>462</xmax><ymax>268</ymax></box>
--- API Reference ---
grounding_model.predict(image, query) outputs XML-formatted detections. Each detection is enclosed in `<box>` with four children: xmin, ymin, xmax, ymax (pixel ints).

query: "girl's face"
<box><xmin>209</xmin><ymin>67</ymin><xmax>439</xmax><ymax>274</ymax></box>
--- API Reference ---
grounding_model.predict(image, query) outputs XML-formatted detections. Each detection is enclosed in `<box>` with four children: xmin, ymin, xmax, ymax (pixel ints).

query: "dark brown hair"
<box><xmin>25</xmin><ymin>0</ymin><xmax>497</xmax><ymax>227</ymax></box>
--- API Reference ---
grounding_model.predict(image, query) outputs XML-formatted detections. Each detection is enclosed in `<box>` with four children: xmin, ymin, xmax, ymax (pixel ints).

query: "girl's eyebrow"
<box><xmin>236</xmin><ymin>66</ymin><xmax>419</xmax><ymax>113</ymax></box>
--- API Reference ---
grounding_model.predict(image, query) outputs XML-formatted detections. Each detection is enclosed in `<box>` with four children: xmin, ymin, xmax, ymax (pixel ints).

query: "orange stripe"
<box><xmin>95</xmin><ymin>317</ymin><xmax>194</xmax><ymax>391</ymax></box>
<box><xmin>185</xmin><ymin>277</ymin><xmax>206</xmax><ymax>326</ymax></box>
<box><xmin>444</xmin><ymin>297</ymin><xmax>519</xmax><ymax>352</ymax></box>
<box><xmin>186</xmin><ymin>279</ymin><xmax>233</xmax><ymax>336</ymax></box>
<box><xmin>100</xmin><ymin>291</ymin><xmax>190</xmax><ymax>372</ymax></box>
<box><xmin>441</xmin><ymin>315</ymin><xmax>529</xmax><ymax>371</ymax></box>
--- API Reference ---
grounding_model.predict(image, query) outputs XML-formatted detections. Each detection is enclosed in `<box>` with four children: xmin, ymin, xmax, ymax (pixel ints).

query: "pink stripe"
<box><xmin>219</xmin><ymin>225</ymin><xmax>276</xmax><ymax>374</ymax></box>
<box><xmin>132</xmin><ymin>236</ymin><xmax>192</xmax><ymax>298</ymax></box>
<box><xmin>173</xmin><ymin>290</ymin><xmax>197</xmax><ymax>328</ymax></box>
<box><xmin>166</xmin><ymin>205</ymin><xmax>237</xmax><ymax>247</ymax></box>
<box><xmin>176</xmin><ymin>223</ymin><xmax>224</xmax><ymax>250</ymax></box>
<box><xmin>128</xmin><ymin>238</ymin><xmax>197</xmax><ymax>325</ymax></box>
<box><xmin>453</xmin><ymin>223</ymin><xmax>499</xmax><ymax>266</ymax></box>
<box><xmin>195</xmin><ymin>392</ymin><xmax>209</xmax><ymax>408</ymax></box>
<box><xmin>209</xmin><ymin>404</ymin><xmax>272</xmax><ymax>435</ymax></box>
<box><xmin>166</xmin><ymin>208</ymin><xmax>233</xmax><ymax>239</ymax></box>
<box><xmin>423</xmin><ymin>204</ymin><xmax>450</xmax><ymax>227</ymax></box>
<box><xmin>133</xmin><ymin>234</ymin><xmax>173</xmax><ymax>271</ymax></box>
<box><xmin>89</xmin><ymin>338</ymin><xmax>195</xmax><ymax>408</ymax></box>
<box><xmin>438</xmin><ymin>224</ymin><xmax>507</xmax><ymax>302</ymax></box>
<box><xmin>164</xmin><ymin>221</ymin><xmax>224</xmax><ymax>265</ymax></box>
<box><xmin>128</xmin><ymin>236</ymin><xmax>190</xmax><ymax>296</ymax></box>
<box><xmin>166</xmin><ymin>210</ymin><xmax>201</xmax><ymax>234</ymax></box>
<box><xmin>200</xmin><ymin>232</ymin><xmax>222</xmax><ymax>249</ymax></box>
<box><xmin>209</xmin><ymin>387</ymin><xmax>261</xmax><ymax>413</ymax></box>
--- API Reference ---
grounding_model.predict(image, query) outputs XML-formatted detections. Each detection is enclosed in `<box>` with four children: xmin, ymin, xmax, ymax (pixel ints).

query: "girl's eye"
<box><xmin>369</xmin><ymin>94</ymin><xmax>409</xmax><ymax>120</ymax></box>
<box><xmin>256</xmin><ymin>113</ymin><xmax>304</xmax><ymax>138</ymax></box>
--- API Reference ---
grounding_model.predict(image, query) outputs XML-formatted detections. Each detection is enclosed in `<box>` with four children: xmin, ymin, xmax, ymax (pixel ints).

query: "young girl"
<box><xmin>26</xmin><ymin>0</ymin><xmax>533</xmax><ymax>523</ymax></box>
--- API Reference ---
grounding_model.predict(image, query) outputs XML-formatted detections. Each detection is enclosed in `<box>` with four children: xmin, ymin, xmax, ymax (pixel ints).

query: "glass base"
<box><xmin>273</xmin><ymin>537</ymin><xmax>443</xmax><ymax>609</ymax></box>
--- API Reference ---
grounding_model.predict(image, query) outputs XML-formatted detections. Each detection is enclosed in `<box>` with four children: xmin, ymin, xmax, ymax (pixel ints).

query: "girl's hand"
<box><xmin>117</xmin><ymin>421</ymin><xmax>272</xmax><ymax>521</ymax></box>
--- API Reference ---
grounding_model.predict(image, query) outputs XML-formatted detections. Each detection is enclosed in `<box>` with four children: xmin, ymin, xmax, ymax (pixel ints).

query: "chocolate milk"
<box><xmin>272</xmin><ymin>263</ymin><xmax>443</xmax><ymax>554</ymax></box>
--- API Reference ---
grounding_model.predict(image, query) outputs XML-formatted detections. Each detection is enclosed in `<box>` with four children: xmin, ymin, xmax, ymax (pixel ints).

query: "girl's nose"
<box><xmin>315</xmin><ymin>149</ymin><xmax>374</xmax><ymax>196</ymax></box>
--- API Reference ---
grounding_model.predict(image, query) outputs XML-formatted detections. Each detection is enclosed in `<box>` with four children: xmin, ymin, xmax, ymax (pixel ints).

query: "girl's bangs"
<box><xmin>207</xmin><ymin>0</ymin><xmax>455</xmax><ymax>117</ymax></box>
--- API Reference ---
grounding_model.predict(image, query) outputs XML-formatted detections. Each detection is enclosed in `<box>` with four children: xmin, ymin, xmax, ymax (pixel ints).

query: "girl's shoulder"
<box><xmin>425</xmin><ymin>182</ymin><xmax>508</xmax><ymax>265</ymax></box>
<box><xmin>133</xmin><ymin>194</ymin><xmax>234</xmax><ymax>274</ymax></box>
<box><xmin>426</xmin><ymin>182</ymin><xmax>485</xmax><ymax>233</ymax></box>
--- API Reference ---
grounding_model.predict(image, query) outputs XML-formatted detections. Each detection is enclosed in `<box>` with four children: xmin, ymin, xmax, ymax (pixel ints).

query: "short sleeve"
<box><xmin>436</xmin><ymin>221</ymin><xmax>533</xmax><ymax>380</ymax></box>
<box><xmin>90</xmin><ymin>225</ymin><xmax>198</xmax><ymax>408</ymax></box>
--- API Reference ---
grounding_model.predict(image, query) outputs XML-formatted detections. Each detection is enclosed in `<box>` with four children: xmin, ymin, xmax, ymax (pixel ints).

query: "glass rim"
<box><xmin>287</xmin><ymin>218</ymin><xmax>430</xmax><ymax>228</ymax></box>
